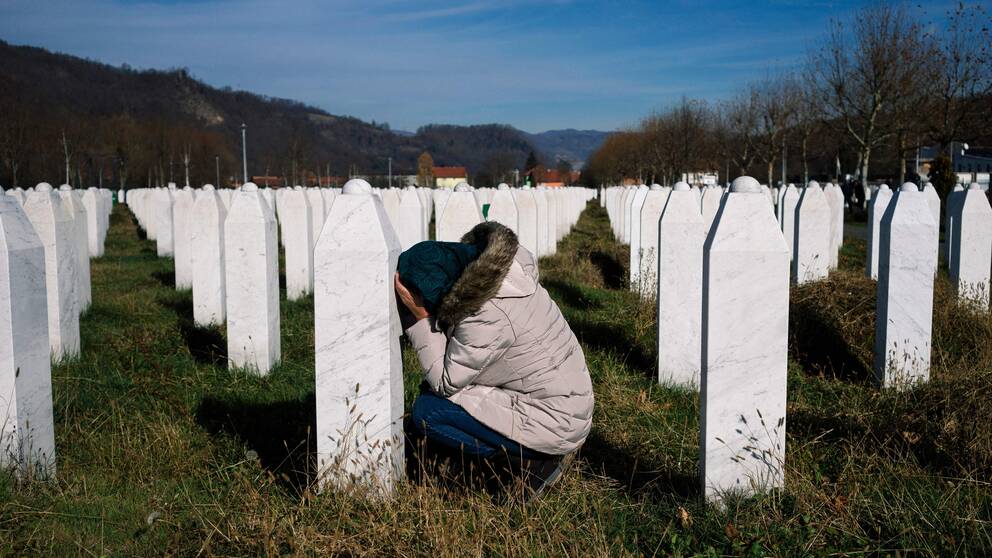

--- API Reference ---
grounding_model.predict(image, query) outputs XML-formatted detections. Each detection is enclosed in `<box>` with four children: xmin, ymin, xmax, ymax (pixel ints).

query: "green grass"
<box><xmin>1</xmin><ymin>202</ymin><xmax>991</xmax><ymax>556</ymax></box>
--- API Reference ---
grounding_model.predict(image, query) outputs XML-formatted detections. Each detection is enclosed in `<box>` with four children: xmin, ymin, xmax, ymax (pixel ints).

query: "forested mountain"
<box><xmin>0</xmin><ymin>40</ymin><xmax>602</xmax><ymax>188</ymax></box>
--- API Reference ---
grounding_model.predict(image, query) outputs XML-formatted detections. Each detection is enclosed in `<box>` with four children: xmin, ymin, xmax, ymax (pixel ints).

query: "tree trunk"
<box><xmin>767</xmin><ymin>161</ymin><xmax>774</xmax><ymax>188</ymax></box>
<box><xmin>860</xmin><ymin>147</ymin><xmax>871</xmax><ymax>189</ymax></box>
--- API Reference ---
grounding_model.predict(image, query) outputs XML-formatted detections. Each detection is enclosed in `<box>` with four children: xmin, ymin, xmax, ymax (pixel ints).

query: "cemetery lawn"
<box><xmin>3</xmin><ymin>203</ymin><xmax>992</xmax><ymax>557</ymax></box>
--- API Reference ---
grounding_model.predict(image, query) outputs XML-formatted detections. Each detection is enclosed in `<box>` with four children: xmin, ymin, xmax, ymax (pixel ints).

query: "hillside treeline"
<box><xmin>0</xmin><ymin>41</ymin><xmax>538</xmax><ymax>188</ymax></box>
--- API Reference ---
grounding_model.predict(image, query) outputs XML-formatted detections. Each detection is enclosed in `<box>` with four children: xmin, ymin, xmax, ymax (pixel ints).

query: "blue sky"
<box><xmin>0</xmin><ymin>0</ymin><xmax>956</xmax><ymax>133</ymax></box>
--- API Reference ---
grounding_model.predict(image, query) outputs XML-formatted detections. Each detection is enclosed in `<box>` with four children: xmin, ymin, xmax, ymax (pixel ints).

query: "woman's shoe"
<box><xmin>522</xmin><ymin>450</ymin><xmax>576</xmax><ymax>503</ymax></box>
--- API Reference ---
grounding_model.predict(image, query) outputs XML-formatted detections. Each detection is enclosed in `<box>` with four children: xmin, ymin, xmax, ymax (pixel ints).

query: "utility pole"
<box><xmin>388</xmin><ymin>157</ymin><xmax>392</xmax><ymax>188</ymax></box>
<box><xmin>215</xmin><ymin>156</ymin><xmax>220</xmax><ymax>187</ymax></box>
<box><xmin>241</xmin><ymin>122</ymin><xmax>248</xmax><ymax>185</ymax></box>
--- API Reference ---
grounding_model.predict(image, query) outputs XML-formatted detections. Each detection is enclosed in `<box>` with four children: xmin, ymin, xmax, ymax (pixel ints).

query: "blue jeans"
<box><xmin>411</xmin><ymin>392</ymin><xmax>549</xmax><ymax>460</ymax></box>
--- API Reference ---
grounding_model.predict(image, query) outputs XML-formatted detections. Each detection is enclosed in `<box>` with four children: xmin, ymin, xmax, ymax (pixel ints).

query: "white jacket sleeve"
<box><xmin>405</xmin><ymin>309</ymin><xmax>514</xmax><ymax>396</ymax></box>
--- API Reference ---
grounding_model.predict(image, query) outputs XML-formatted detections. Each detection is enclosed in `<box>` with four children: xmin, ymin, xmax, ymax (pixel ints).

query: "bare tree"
<box><xmin>60</xmin><ymin>128</ymin><xmax>73</xmax><ymax>185</ymax></box>
<box><xmin>640</xmin><ymin>112</ymin><xmax>670</xmax><ymax>184</ymax></box>
<box><xmin>718</xmin><ymin>90</ymin><xmax>761</xmax><ymax>174</ymax></box>
<box><xmin>0</xmin><ymin>98</ymin><xmax>30</xmax><ymax>188</ymax></box>
<box><xmin>925</xmin><ymin>2</ymin><xmax>992</xmax><ymax>151</ymax></box>
<box><xmin>791</xmin><ymin>73</ymin><xmax>824</xmax><ymax>186</ymax></box>
<box><xmin>182</xmin><ymin>143</ymin><xmax>192</xmax><ymax>187</ymax></box>
<box><xmin>754</xmin><ymin>78</ymin><xmax>796</xmax><ymax>186</ymax></box>
<box><xmin>811</xmin><ymin>3</ymin><xmax>926</xmax><ymax>188</ymax></box>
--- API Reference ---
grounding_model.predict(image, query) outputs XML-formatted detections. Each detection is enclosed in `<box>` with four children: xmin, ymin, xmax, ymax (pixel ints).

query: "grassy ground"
<box><xmin>1</xmin><ymin>201</ymin><xmax>991</xmax><ymax>556</ymax></box>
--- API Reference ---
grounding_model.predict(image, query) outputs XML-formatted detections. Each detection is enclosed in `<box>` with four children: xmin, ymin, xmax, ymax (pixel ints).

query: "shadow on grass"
<box><xmin>543</xmin><ymin>279</ymin><xmax>602</xmax><ymax>311</ymax></box>
<box><xmin>404</xmin><ymin>424</ymin><xmax>525</xmax><ymax>501</ymax></box>
<box><xmin>196</xmin><ymin>393</ymin><xmax>316</xmax><ymax>492</ymax></box>
<box><xmin>581</xmin><ymin>432</ymin><xmax>698</xmax><ymax>501</ymax></box>
<box><xmin>789</xmin><ymin>303</ymin><xmax>872</xmax><ymax>384</ymax></box>
<box><xmin>567</xmin><ymin>317</ymin><xmax>655</xmax><ymax>380</ymax></box>
<box><xmin>129</xmin><ymin>214</ymin><xmax>147</xmax><ymax>241</ymax></box>
<box><xmin>152</xmin><ymin>270</ymin><xmax>175</xmax><ymax>288</ymax></box>
<box><xmin>157</xmin><ymin>295</ymin><xmax>228</xmax><ymax>367</ymax></box>
<box><xmin>589</xmin><ymin>251</ymin><xmax>625</xmax><ymax>289</ymax></box>
<box><xmin>786</xmin><ymin>408</ymin><xmax>869</xmax><ymax>449</ymax></box>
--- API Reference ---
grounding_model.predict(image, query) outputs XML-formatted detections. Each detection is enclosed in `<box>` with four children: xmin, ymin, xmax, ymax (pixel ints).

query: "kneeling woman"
<box><xmin>395</xmin><ymin>222</ymin><xmax>594</xmax><ymax>497</ymax></box>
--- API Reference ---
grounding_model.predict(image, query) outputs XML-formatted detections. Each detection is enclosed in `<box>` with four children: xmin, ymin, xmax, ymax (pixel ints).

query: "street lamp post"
<box><xmin>781</xmin><ymin>141</ymin><xmax>787</xmax><ymax>186</ymax></box>
<box><xmin>240</xmin><ymin>123</ymin><xmax>248</xmax><ymax>185</ymax></box>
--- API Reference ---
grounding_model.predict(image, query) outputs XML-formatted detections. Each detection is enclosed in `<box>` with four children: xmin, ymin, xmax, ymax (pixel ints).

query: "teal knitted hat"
<box><xmin>397</xmin><ymin>240</ymin><xmax>480</xmax><ymax>313</ymax></box>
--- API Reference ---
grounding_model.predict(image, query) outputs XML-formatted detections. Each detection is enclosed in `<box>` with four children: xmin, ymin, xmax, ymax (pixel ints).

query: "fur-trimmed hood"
<box><xmin>436</xmin><ymin>222</ymin><xmax>534</xmax><ymax>326</ymax></box>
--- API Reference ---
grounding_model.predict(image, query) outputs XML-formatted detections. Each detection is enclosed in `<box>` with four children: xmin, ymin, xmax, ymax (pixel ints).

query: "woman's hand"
<box><xmin>395</xmin><ymin>272</ymin><xmax>430</xmax><ymax>322</ymax></box>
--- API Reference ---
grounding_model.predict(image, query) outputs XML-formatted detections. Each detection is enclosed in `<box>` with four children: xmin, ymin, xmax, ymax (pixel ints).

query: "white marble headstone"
<box><xmin>822</xmin><ymin>183</ymin><xmax>843</xmax><ymax>269</ymax></box>
<box><xmin>396</xmin><ymin>186</ymin><xmax>424</xmax><ymax>251</ymax></box>
<box><xmin>792</xmin><ymin>182</ymin><xmax>831</xmax><ymax>284</ymax></box>
<box><xmin>381</xmin><ymin>189</ymin><xmax>401</xmax><ymax>236</ymax></box>
<box><xmin>191</xmin><ymin>185</ymin><xmax>227</xmax><ymax>326</ymax></box>
<box><xmin>701</xmin><ymin>176</ymin><xmax>789</xmax><ymax>502</ymax></box>
<box><xmin>487</xmin><ymin>186</ymin><xmax>519</xmax><ymax>234</ymax></box>
<box><xmin>24</xmin><ymin>184</ymin><xmax>80</xmax><ymax>360</ymax></box>
<box><xmin>946</xmin><ymin>184</ymin><xmax>966</xmax><ymax>271</ymax></box>
<box><xmin>416</xmin><ymin>188</ymin><xmax>431</xmax><ymax>239</ymax></box>
<box><xmin>0</xmin><ymin>196</ymin><xmax>56</xmax><ymax>479</ymax></box>
<box><xmin>637</xmin><ymin>185</ymin><xmax>671</xmax><ymax>298</ymax></box>
<box><xmin>866</xmin><ymin>185</ymin><xmax>893</xmax><ymax>280</ymax></box>
<box><xmin>314</xmin><ymin>178</ymin><xmax>404</xmax><ymax>492</ymax></box>
<box><xmin>305</xmin><ymin>188</ymin><xmax>327</xmax><ymax>245</ymax></box>
<box><xmin>224</xmin><ymin>183</ymin><xmax>280</xmax><ymax>373</ymax></box>
<box><xmin>532</xmin><ymin>188</ymin><xmax>550</xmax><ymax>257</ymax></box>
<box><xmin>779</xmin><ymin>184</ymin><xmax>800</xmax><ymax>261</ymax></box>
<box><xmin>627</xmin><ymin>185</ymin><xmax>650</xmax><ymax>289</ymax></box>
<box><xmin>513</xmin><ymin>188</ymin><xmax>539</xmax><ymax>257</ymax></box>
<box><xmin>950</xmin><ymin>184</ymin><xmax>992</xmax><ymax>309</ymax></box>
<box><xmin>280</xmin><ymin>189</ymin><xmax>314</xmax><ymax>300</ymax></box>
<box><xmin>436</xmin><ymin>184</ymin><xmax>483</xmax><ymax>242</ymax></box>
<box><xmin>320</xmin><ymin>188</ymin><xmax>338</xmax><ymax>220</ymax></box>
<box><xmin>873</xmin><ymin>183</ymin><xmax>938</xmax><ymax>388</ymax></box>
<box><xmin>156</xmin><ymin>189</ymin><xmax>175</xmax><ymax>257</ymax></box>
<box><xmin>543</xmin><ymin>187</ymin><xmax>559</xmax><ymax>255</ymax></box>
<box><xmin>700</xmin><ymin>185</ymin><xmax>723</xmax><ymax>234</ymax></box>
<box><xmin>57</xmin><ymin>187</ymin><xmax>91</xmax><ymax>312</ymax></box>
<box><xmin>657</xmin><ymin>182</ymin><xmax>702</xmax><ymax>386</ymax></box>
<box><xmin>431</xmin><ymin>189</ymin><xmax>452</xmax><ymax>238</ymax></box>
<box><xmin>81</xmin><ymin>189</ymin><xmax>104</xmax><ymax>257</ymax></box>
<box><xmin>172</xmin><ymin>189</ymin><xmax>195</xmax><ymax>290</ymax></box>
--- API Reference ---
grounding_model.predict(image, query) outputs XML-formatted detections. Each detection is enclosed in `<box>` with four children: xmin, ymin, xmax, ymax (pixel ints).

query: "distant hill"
<box><xmin>0</xmin><ymin>40</ymin><xmax>570</xmax><ymax>186</ymax></box>
<box><xmin>524</xmin><ymin>129</ymin><xmax>610</xmax><ymax>169</ymax></box>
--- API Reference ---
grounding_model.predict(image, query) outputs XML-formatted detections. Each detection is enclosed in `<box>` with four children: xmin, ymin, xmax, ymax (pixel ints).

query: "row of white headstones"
<box><xmin>0</xmin><ymin>184</ymin><xmax>114</xmax><ymax>480</ymax></box>
<box><xmin>603</xmin><ymin>176</ymin><xmax>992</xmax><ymax>502</ymax></box>
<box><xmin>122</xmin><ymin>179</ymin><xmax>593</xmax><ymax>492</ymax></box>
